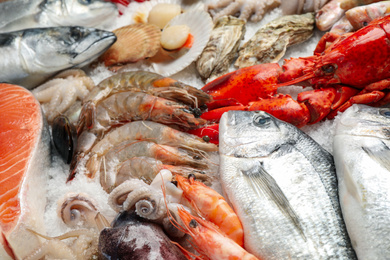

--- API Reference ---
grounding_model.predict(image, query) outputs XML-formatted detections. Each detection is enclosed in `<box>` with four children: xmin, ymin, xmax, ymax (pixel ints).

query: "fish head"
<box><xmin>336</xmin><ymin>104</ymin><xmax>390</xmax><ymax>140</ymax></box>
<box><xmin>39</xmin><ymin>0</ymin><xmax>118</xmax><ymax>28</ymax></box>
<box><xmin>20</xmin><ymin>26</ymin><xmax>116</xmax><ymax>74</ymax></box>
<box><xmin>219</xmin><ymin>110</ymin><xmax>298</xmax><ymax>158</ymax></box>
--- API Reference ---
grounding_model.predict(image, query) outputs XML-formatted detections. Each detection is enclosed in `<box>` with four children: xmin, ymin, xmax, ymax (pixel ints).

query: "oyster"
<box><xmin>235</xmin><ymin>12</ymin><xmax>315</xmax><ymax>69</ymax></box>
<box><xmin>196</xmin><ymin>15</ymin><xmax>246</xmax><ymax>81</ymax></box>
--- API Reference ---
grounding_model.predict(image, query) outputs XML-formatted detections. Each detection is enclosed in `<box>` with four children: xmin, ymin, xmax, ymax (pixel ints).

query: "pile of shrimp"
<box><xmin>35</xmin><ymin>69</ymin><xmax>257</xmax><ymax>259</ymax></box>
<box><xmin>66</xmin><ymin>70</ymin><xmax>219</xmax><ymax>191</ymax></box>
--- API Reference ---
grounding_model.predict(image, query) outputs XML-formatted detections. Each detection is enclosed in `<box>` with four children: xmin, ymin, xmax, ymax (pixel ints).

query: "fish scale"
<box><xmin>333</xmin><ymin>104</ymin><xmax>390</xmax><ymax>259</ymax></box>
<box><xmin>219</xmin><ymin>110</ymin><xmax>356</xmax><ymax>259</ymax></box>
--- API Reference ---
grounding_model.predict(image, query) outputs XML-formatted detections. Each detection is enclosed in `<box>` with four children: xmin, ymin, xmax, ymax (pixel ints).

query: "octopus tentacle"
<box><xmin>108</xmin><ymin>179</ymin><xmax>149</xmax><ymax>212</ymax></box>
<box><xmin>208</xmin><ymin>0</ymin><xmax>281</xmax><ymax>23</ymax></box>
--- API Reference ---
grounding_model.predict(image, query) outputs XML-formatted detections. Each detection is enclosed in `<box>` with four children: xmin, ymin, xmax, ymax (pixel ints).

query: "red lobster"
<box><xmin>190</xmin><ymin>15</ymin><xmax>390</xmax><ymax>144</ymax></box>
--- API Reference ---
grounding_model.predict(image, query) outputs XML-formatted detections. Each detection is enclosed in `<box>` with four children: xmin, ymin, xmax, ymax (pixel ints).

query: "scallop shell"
<box><xmin>99</xmin><ymin>23</ymin><xmax>161</xmax><ymax>68</ymax></box>
<box><xmin>151</xmin><ymin>10</ymin><xmax>213</xmax><ymax>77</ymax></box>
<box><xmin>130</xmin><ymin>0</ymin><xmax>205</xmax><ymax>24</ymax></box>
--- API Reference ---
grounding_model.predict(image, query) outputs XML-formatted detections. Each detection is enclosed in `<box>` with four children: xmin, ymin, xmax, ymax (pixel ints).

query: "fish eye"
<box><xmin>321</xmin><ymin>64</ymin><xmax>336</xmax><ymax>75</ymax></box>
<box><xmin>363</xmin><ymin>21</ymin><xmax>368</xmax><ymax>27</ymax></box>
<box><xmin>69</xmin><ymin>28</ymin><xmax>82</xmax><ymax>41</ymax></box>
<box><xmin>380</xmin><ymin>110</ymin><xmax>390</xmax><ymax>117</ymax></box>
<box><xmin>253</xmin><ymin>114</ymin><xmax>270</xmax><ymax>126</ymax></box>
<box><xmin>78</xmin><ymin>0</ymin><xmax>93</xmax><ymax>5</ymax></box>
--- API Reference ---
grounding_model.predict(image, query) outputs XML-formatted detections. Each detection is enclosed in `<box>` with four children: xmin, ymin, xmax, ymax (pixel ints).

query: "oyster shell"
<box><xmin>234</xmin><ymin>12</ymin><xmax>315</xmax><ymax>69</ymax></box>
<box><xmin>99</xmin><ymin>23</ymin><xmax>161</xmax><ymax>69</ymax></box>
<box><xmin>196</xmin><ymin>15</ymin><xmax>246</xmax><ymax>81</ymax></box>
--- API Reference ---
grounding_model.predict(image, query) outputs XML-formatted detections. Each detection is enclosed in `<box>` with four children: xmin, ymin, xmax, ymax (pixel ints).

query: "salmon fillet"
<box><xmin>0</xmin><ymin>83</ymin><xmax>50</xmax><ymax>259</ymax></box>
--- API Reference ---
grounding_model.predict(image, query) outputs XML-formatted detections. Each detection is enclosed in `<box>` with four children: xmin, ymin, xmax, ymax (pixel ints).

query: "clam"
<box><xmin>99</xmin><ymin>23</ymin><xmax>161</xmax><ymax>70</ymax></box>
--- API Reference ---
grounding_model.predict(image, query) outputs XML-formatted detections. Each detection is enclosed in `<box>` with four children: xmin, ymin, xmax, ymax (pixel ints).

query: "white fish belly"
<box><xmin>333</xmin><ymin>135</ymin><xmax>390</xmax><ymax>260</ymax></box>
<box><xmin>220</xmin><ymin>153</ymin><xmax>351</xmax><ymax>259</ymax></box>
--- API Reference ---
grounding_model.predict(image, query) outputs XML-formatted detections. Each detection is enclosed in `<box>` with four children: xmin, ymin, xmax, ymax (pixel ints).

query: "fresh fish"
<box><xmin>333</xmin><ymin>104</ymin><xmax>390</xmax><ymax>260</ymax></box>
<box><xmin>0</xmin><ymin>84</ymin><xmax>50</xmax><ymax>259</ymax></box>
<box><xmin>219</xmin><ymin>110</ymin><xmax>356</xmax><ymax>259</ymax></box>
<box><xmin>0</xmin><ymin>26</ymin><xmax>116</xmax><ymax>89</ymax></box>
<box><xmin>0</xmin><ymin>0</ymin><xmax>117</xmax><ymax>33</ymax></box>
<box><xmin>234</xmin><ymin>13</ymin><xmax>314</xmax><ymax>69</ymax></box>
<box><xmin>196</xmin><ymin>15</ymin><xmax>246</xmax><ymax>81</ymax></box>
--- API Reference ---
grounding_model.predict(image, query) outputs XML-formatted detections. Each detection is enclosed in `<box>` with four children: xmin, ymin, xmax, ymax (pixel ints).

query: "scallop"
<box><xmin>130</xmin><ymin>0</ymin><xmax>205</xmax><ymax>24</ymax></box>
<box><xmin>147</xmin><ymin>3</ymin><xmax>182</xmax><ymax>29</ymax></box>
<box><xmin>99</xmin><ymin>23</ymin><xmax>161</xmax><ymax>68</ymax></box>
<box><xmin>151</xmin><ymin>10</ymin><xmax>213</xmax><ymax>76</ymax></box>
<box><xmin>160</xmin><ymin>25</ymin><xmax>190</xmax><ymax>50</ymax></box>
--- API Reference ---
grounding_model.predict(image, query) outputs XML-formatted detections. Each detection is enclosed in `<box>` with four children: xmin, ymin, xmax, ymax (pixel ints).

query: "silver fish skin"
<box><xmin>0</xmin><ymin>26</ymin><xmax>116</xmax><ymax>89</ymax></box>
<box><xmin>0</xmin><ymin>0</ymin><xmax>117</xmax><ymax>33</ymax></box>
<box><xmin>219</xmin><ymin>110</ymin><xmax>356</xmax><ymax>260</ymax></box>
<box><xmin>333</xmin><ymin>104</ymin><xmax>390</xmax><ymax>260</ymax></box>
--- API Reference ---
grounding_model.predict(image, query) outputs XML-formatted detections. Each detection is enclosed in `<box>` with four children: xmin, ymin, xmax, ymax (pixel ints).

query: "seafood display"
<box><xmin>197</xmin><ymin>14</ymin><xmax>390</xmax><ymax>143</ymax></box>
<box><xmin>219</xmin><ymin>110</ymin><xmax>355</xmax><ymax>259</ymax></box>
<box><xmin>235</xmin><ymin>13</ymin><xmax>315</xmax><ymax>68</ymax></box>
<box><xmin>0</xmin><ymin>84</ymin><xmax>50</xmax><ymax>259</ymax></box>
<box><xmin>196</xmin><ymin>16</ymin><xmax>246</xmax><ymax>81</ymax></box>
<box><xmin>333</xmin><ymin>104</ymin><xmax>390</xmax><ymax>259</ymax></box>
<box><xmin>0</xmin><ymin>0</ymin><xmax>118</xmax><ymax>33</ymax></box>
<box><xmin>2</xmin><ymin>0</ymin><xmax>390</xmax><ymax>259</ymax></box>
<box><xmin>0</xmin><ymin>26</ymin><xmax>116</xmax><ymax>89</ymax></box>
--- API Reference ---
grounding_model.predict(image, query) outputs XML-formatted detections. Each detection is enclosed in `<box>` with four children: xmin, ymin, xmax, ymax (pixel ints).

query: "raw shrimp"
<box><xmin>95</xmin><ymin>140</ymin><xmax>209</xmax><ymax>192</ymax></box>
<box><xmin>69</xmin><ymin>121</ymin><xmax>215</xmax><ymax>182</ymax></box>
<box><xmin>116</xmin><ymin>156</ymin><xmax>210</xmax><ymax>186</ymax></box>
<box><xmin>174</xmin><ymin>207</ymin><xmax>259</xmax><ymax>260</ymax></box>
<box><xmin>87</xmin><ymin>120</ymin><xmax>216</xmax><ymax>156</ymax></box>
<box><xmin>78</xmin><ymin>91</ymin><xmax>207</xmax><ymax>134</ymax></box>
<box><xmin>87</xmin><ymin>71</ymin><xmax>212</xmax><ymax>108</ymax></box>
<box><xmin>176</xmin><ymin>175</ymin><xmax>244</xmax><ymax>247</ymax></box>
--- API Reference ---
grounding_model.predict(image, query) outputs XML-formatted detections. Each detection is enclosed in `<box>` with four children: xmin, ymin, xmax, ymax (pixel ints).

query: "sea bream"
<box><xmin>219</xmin><ymin>110</ymin><xmax>356</xmax><ymax>259</ymax></box>
<box><xmin>333</xmin><ymin>104</ymin><xmax>390</xmax><ymax>260</ymax></box>
<box><xmin>0</xmin><ymin>26</ymin><xmax>116</xmax><ymax>89</ymax></box>
<box><xmin>0</xmin><ymin>0</ymin><xmax>117</xmax><ymax>33</ymax></box>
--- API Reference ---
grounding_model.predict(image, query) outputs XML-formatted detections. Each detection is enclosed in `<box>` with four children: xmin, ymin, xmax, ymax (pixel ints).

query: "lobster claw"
<box><xmin>202</xmin><ymin>63</ymin><xmax>282</xmax><ymax>105</ymax></box>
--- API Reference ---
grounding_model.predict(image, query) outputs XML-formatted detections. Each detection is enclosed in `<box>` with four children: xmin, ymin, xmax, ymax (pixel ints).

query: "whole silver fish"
<box><xmin>0</xmin><ymin>0</ymin><xmax>117</xmax><ymax>33</ymax></box>
<box><xmin>0</xmin><ymin>26</ymin><xmax>116</xmax><ymax>89</ymax></box>
<box><xmin>234</xmin><ymin>13</ymin><xmax>314</xmax><ymax>69</ymax></box>
<box><xmin>219</xmin><ymin>110</ymin><xmax>356</xmax><ymax>259</ymax></box>
<box><xmin>196</xmin><ymin>16</ymin><xmax>246</xmax><ymax>81</ymax></box>
<box><xmin>333</xmin><ymin>104</ymin><xmax>390</xmax><ymax>260</ymax></box>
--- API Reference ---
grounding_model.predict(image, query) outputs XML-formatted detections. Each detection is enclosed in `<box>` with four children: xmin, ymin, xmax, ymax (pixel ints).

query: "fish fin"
<box><xmin>362</xmin><ymin>142</ymin><xmax>390</xmax><ymax>172</ymax></box>
<box><xmin>242</xmin><ymin>161</ymin><xmax>306</xmax><ymax>240</ymax></box>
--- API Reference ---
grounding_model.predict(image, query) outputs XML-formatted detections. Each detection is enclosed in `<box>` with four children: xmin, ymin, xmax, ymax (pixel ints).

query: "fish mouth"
<box><xmin>73</xmin><ymin>31</ymin><xmax>116</xmax><ymax>67</ymax></box>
